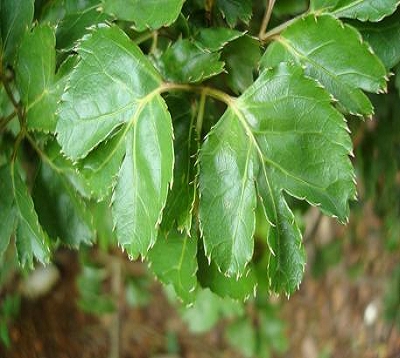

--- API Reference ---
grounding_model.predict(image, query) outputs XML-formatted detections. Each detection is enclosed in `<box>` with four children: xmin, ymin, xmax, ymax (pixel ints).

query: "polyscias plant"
<box><xmin>0</xmin><ymin>0</ymin><xmax>399</xmax><ymax>306</ymax></box>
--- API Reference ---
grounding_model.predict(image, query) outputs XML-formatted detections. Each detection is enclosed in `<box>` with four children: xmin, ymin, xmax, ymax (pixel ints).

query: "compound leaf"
<box><xmin>157</xmin><ymin>39</ymin><xmax>225</xmax><ymax>83</ymax></box>
<box><xmin>56</xmin><ymin>25</ymin><xmax>174</xmax><ymax>259</ymax></box>
<box><xmin>148</xmin><ymin>230</ymin><xmax>197</xmax><ymax>304</ymax></box>
<box><xmin>16</xmin><ymin>25</ymin><xmax>60</xmax><ymax>132</ymax></box>
<box><xmin>0</xmin><ymin>0</ymin><xmax>34</xmax><ymax>64</ymax></box>
<box><xmin>102</xmin><ymin>0</ymin><xmax>184</xmax><ymax>31</ymax></box>
<box><xmin>262</xmin><ymin>14</ymin><xmax>387</xmax><ymax>116</ymax></box>
<box><xmin>311</xmin><ymin>0</ymin><xmax>399</xmax><ymax>22</ymax></box>
<box><xmin>200</xmin><ymin>63</ymin><xmax>355</xmax><ymax>293</ymax></box>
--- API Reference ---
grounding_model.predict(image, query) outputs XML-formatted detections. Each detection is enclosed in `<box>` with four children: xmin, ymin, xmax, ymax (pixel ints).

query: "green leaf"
<box><xmin>311</xmin><ymin>0</ymin><xmax>399</xmax><ymax>22</ymax></box>
<box><xmin>111</xmin><ymin>95</ymin><xmax>173</xmax><ymax>259</ymax></box>
<box><xmin>77</xmin><ymin>129</ymin><xmax>126</xmax><ymax>200</ymax></box>
<box><xmin>0</xmin><ymin>164</ymin><xmax>50</xmax><ymax>267</ymax></box>
<box><xmin>260</xmin><ymin>187</ymin><xmax>305</xmax><ymax>294</ymax></box>
<box><xmin>273</xmin><ymin>0</ymin><xmax>309</xmax><ymax>17</ymax></box>
<box><xmin>0</xmin><ymin>165</ymin><xmax>16</xmax><ymax>257</ymax></box>
<box><xmin>32</xmin><ymin>162</ymin><xmax>95</xmax><ymax>248</ymax></box>
<box><xmin>0</xmin><ymin>85</ymin><xmax>14</xmax><ymax>119</ymax></box>
<box><xmin>56</xmin><ymin>25</ymin><xmax>162</xmax><ymax>160</ymax></box>
<box><xmin>40</xmin><ymin>139</ymin><xmax>92</xmax><ymax>198</ymax></box>
<box><xmin>199</xmin><ymin>109</ymin><xmax>258</xmax><ymax>278</ymax></box>
<box><xmin>356</xmin><ymin>11</ymin><xmax>400</xmax><ymax>69</ymax></box>
<box><xmin>101</xmin><ymin>0</ymin><xmax>184</xmax><ymax>31</ymax></box>
<box><xmin>0</xmin><ymin>0</ymin><xmax>34</xmax><ymax>64</ymax></box>
<box><xmin>262</xmin><ymin>14</ymin><xmax>387</xmax><ymax>115</ymax></box>
<box><xmin>222</xmin><ymin>35</ymin><xmax>261</xmax><ymax>94</ymax></box>
<box><xmin>148</xmin><ymin>230</ymin><xmax>197</xmax><ymax>304</ymax></box>
<box><xmin>56</xmin><ymin>26</ymin><xmax>174</xmax><ymax>260</ymax></box>
<box><xmin>157</xmin><ymin>39</ymin><xmax>225</xmax><ymax>83</ymax></box>
<box><xmin>56</xmin><ymin>7</ymin><xmax>109</xmax><ymax>51</ymax></box>
<box><xmin>200</xmin><ymin>63</ymin><xmax>355</xmax><ymax>293</ymax></box>
<box><xmin>195</xmin><ymin>27</ymin><xmax>244</xmax><ymax>52</ymax></box>
<box><xmin>216</xmin><ymin>0</ymin><xmax>252</xmax><ymax>27</ymax></box>
<box><xmin>16</xmin><ymin>25</ymin><xmax>60</xmax><ymax>132</ymax></box>
<box><xmin>197</xmin><ymin>244</ymin><xmax>257</xmax><ymax>301</ymax></box>
<box><xmin>38</xmin><ymin>0</ymin><xmax>100</xmax><ymax>24</ymax></box>
<box><xmin>161</xmin><ymin>94</ymin><xmax>197</xmax><ymax>233</ymax></box>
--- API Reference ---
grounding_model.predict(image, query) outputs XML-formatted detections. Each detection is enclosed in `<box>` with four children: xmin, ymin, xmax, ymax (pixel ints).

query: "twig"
<box><xmin>0</xmin><ymin>110</ymin><xmax>17</xmax><ymax>132</ymax></box>
<box><xmin>258</xmin><ymin>0</ymin><xmax>276</xmax><ymax>40</ymax></box>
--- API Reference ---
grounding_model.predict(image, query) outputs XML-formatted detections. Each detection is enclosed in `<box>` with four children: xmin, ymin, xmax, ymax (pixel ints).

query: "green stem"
<box><xmin>150</xmin><ymin>31</ymin><xmax>158</xmax><ymax>54</ymax></box>
<box><xmin>134</xmin><ymin>31</ymin><xmax>154</xmax><ymax>45</ymax></box>
<box><xmin>258</xmin><ymin>0</ymin><xmax>276</xmax><ymax>40</ymax></box>
<box><xmin>0</xmin><ymin>111</ymin><xmax>17</xmax><ymax>132</ymax></box>
<box><xmin>25</xmin><ymin>134</ymin><xmax>63</xmax><ymax>174</ymax></box>
<box><xmin>196</xmin><ymin>90</ymin><xmax>206</xmax><ymax>138</ymax></box>
<box><xmin>161</xmin><ymin>82</ymin><xmax>234</xmax><ymax>107</ymax></box>
<box><xmin>11</xmin><ymin>129</ymin><xmax>25</xmax><ymax>163</ymax></box>
<box><xmin>0</xmin><ymin>73</ymin><xmax>24</xmax><ymax>126</ymax></box>
<box><xmin>260</xmin><ymin>15</ymin><xmax>301</xmax><ymax>42</ymax></box>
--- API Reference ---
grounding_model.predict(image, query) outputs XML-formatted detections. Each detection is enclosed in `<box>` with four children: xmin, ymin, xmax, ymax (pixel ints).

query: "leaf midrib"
<box><xmin>79</xmin><ymin>86</ymin><xmax>164</xmax><ymax>175</ymax></box>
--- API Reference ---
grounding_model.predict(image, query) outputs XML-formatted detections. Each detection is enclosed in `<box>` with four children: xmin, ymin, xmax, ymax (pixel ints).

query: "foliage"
<box><xmin>1</xmin><ymin>0</ymin><xmax>400</xmax><ymax>355</ymax></box>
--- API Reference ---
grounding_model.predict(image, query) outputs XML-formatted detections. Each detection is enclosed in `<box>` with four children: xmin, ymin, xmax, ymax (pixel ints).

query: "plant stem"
<box><xmin>0</xmin><ymin>111</ymin><xmax>17</xmax><ymax>132</ymax></box>
<box><xmin>260</xmin><ymin>15</ymin><xmax>301</xmax><ymax>42</ymax></box>
<box><xmin>25</xmin><ymin>134</ymin><xmax>64</xmax><ymax>174</ymax></box>
<box><xmin>0</xmin><ymin>73</ymin><xmax>24</xmax><ymax>126</ymax></box>
<box><xmin>11</xmin><ymin>129</ymin><xmax>25</xmax><ymax>163</ymax></box>
<box><xmin>258</xmin><ymin>0</ymin><xmax>276</xmax><ymax>40</ymax></box>
<box><xmin>196</xmin><ymin>89</ymin><xmax>206</xmax><ymax>138</ymax></box>
<box><xmin>150</xmin><ymin>31</ymin><xmax>158</xmax><ymax>54</ymax></box>
<box><xmin>161</xmin><ymin>82</ymin><xmax>234</xmax><ymax>107</ymax></box>
<box><xmin>134</xmin><ymin>31</ymin><xmax>154</xmax><ymax>45</ymax></box>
